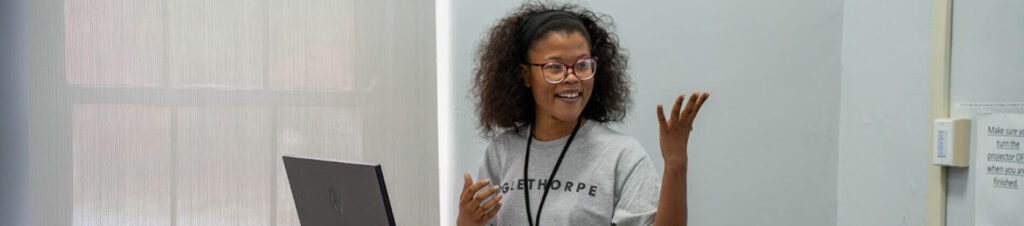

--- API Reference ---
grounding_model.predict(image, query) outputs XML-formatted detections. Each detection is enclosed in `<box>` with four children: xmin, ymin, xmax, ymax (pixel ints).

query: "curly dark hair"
<box><xmin>472</xmin><ymin>2</ymin><xmax>631</xmax><ymax>137</ymax></box>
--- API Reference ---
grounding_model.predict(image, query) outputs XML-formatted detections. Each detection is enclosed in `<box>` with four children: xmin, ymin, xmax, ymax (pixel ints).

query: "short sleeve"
<box><xmin>611</xmin><ymin>154</ymin><xmax>661</xmax><ymax>226</ymax></box>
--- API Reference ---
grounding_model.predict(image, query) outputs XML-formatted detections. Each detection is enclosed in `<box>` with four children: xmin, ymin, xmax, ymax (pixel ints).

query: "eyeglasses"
<box><xmin>526</xmin><ymin>57</ymin><xmax>598</xmax><ymax>84</ymax></box>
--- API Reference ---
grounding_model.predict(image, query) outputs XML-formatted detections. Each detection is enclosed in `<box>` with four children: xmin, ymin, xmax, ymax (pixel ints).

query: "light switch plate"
<box><xmin>933</xmin><ymin>118</ymin><xmax>970</xmax><ymax>167</ymax></box>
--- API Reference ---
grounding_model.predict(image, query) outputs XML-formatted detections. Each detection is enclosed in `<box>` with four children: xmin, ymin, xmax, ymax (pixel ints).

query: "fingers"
<box><xmin>656</xmin><ymin>104</ymin><xmax>667</xmax><ymax>129</ymax></box>
<box><xmin>687</xmin><ymin>92</ymin><xmax>710</xmax><ymax>124</ymax></box>
<box><xmin>476</xmin><ymin>192</ymin><xmax>503</xmax><ymax>218</ymax></box>
<box><xmin>481</xmin><ymin>202</ymin><xmax>502</xmax><ymax>221</ymax></box>
<box><xmin>462</xmin><ymin>173</ymin><xmax>471</xmax><ymax>192</ymax></box>
<box><xmin>679</xmin><ymin>92</ymin><xmax>698</xmax><ymax>122</ymax></box>
<box><xmin>670</xmin><ymin>94</ymin><xmax>685</xmax><ymax>121</ymax></box>
<box><xmin>460</xmin><ymin>177</ymin><xmax>491</xmax><ymax>204</ymax></box>
<box><xmin>661</xmin><ymin>91</ymin><xmax>710</xmax><ymax>130</ymax></box>
<box><xmin>470</xmin><ymin>185</ymin><xmax>500</xmax><ymax>208</ymax></box>
<box><xmin>468</xmin><ymin>179</ymin><xmax>492</xmax><ymax>196</ymax></box>
<box><xmin>459</xmin><ymin>173</ymin><xmax>472</xmax><ymax>203</ymax></box>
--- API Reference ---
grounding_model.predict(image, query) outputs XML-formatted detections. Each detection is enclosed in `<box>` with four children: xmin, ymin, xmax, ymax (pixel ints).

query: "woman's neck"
<box><xmin>532</xmin><ymin>116</ymin><xmax>586</xmax><ymax>141</ymax></box>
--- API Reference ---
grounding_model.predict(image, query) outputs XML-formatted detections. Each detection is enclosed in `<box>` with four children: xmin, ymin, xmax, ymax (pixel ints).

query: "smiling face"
<box><xmin>523</xmin><ymin>31</ymin><xmax>594</xmax><ymax>124</ymax></box>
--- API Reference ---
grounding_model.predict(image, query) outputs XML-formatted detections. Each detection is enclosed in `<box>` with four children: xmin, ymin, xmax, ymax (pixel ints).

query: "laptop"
<box><xmin>282</xmin><ymin>155</ymin><xmax>396</xmax><ymax>226</ymax></box>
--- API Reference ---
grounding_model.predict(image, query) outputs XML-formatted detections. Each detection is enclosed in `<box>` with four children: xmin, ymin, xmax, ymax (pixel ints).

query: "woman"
<box><xmin>458</xmin><ymin>3</ymin><xmax>709</xmax><ymax>226</ymax></box>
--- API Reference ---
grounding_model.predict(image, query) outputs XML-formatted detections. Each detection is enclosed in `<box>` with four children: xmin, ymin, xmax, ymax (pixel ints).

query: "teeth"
<box><xmin>556</xmin><ymin>92</ymin><xmax>580</xmax><ymax>98</ymax></box>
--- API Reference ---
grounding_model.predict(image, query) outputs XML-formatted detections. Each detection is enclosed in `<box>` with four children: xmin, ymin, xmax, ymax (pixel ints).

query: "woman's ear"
<box><xmin>520</xmin><ymin>64</ymin><xmax>531</xmax><ymax>88</ymax></box>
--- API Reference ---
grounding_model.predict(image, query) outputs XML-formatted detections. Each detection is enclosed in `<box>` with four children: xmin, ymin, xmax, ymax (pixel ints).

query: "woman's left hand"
<box><xmin>656</xmin><ymin>91</ymin><xmax>710</xmax><ymax>169</ymax></box>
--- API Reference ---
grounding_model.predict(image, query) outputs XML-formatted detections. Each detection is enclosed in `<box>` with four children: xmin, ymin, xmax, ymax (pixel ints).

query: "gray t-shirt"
<box><xmin>477</xmin><ymin>121</ymin><xmax>661</xmax><ymax>226</ymax></box>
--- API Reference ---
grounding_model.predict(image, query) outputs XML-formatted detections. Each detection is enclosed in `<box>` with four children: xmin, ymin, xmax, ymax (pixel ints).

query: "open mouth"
<box><xmin>555</xmin><ymin>90</ymin><xmax>582</xmax><ymax>101</ymax></box>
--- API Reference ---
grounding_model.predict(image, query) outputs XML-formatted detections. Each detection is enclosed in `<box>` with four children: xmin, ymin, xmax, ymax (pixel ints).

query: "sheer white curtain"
<box><xmin>28</xmin><ymin>0</ymin><xmax>437</xmax><ymax>225</ymax></box>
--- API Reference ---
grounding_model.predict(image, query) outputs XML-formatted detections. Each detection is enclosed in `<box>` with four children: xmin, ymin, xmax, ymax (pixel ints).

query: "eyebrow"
<box><xmin>544</xmin><ymin>53</ymin><xmax>590</xmax><ymax>62</ymax></box>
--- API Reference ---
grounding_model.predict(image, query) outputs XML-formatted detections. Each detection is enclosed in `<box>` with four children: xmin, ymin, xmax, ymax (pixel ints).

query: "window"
<box><xmin>51</xmin><ymin>0</ymin><xmax>436</xmax><ymax>225</ymax></box>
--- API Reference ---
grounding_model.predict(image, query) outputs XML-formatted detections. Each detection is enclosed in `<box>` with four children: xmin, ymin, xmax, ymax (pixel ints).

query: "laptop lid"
<box><xmin>282</xmin><ymin>155</ymin><xmax>395</xmax><ymax>226</ymax></box>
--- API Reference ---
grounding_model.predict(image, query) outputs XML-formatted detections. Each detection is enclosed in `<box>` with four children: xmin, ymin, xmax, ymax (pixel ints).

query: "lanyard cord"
<box><xmin>524</xmin><ymin>116</ymin><xmax>583</xmax><ymax>226</ymax></box>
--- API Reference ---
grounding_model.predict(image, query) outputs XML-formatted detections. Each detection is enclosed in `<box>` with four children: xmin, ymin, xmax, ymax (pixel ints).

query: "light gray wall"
<box><xmin>447</xmin><ymin>0</ymin><xmax>842</xmax><ymax>225</ymax></box>
<box><xmin>1</xmin><ymin>0</ymin><xmax>29</xmax><ymax>225</ymax></box>
<box><xmin>946</xmin><ymin>1</ymin><xmax>1024</xmax><ymax>225</ymax></box>
<box><xmin>836</xmin><ymin>0</ymin><xmax>934</xmax><ymax>225</ymax></box>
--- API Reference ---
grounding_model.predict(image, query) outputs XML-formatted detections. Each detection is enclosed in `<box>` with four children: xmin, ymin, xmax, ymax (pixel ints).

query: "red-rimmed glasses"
<box><xmin>526</xmin><ymin>57</ymin><xmax>598</xmax><ymax>84</ymax></box>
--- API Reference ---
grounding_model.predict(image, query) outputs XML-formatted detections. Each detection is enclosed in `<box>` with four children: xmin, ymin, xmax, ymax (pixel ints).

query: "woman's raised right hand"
<box><xmin>456</xmin><ymin>173</ymin><xmax>502</xmax><ymax>226</ymax></box>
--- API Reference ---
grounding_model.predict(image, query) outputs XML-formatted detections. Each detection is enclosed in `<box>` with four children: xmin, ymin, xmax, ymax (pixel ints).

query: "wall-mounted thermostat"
<box><xmin>933</xmin><ymin>118</ymin><xmax>970</xmax><ymax>167</ymax></box>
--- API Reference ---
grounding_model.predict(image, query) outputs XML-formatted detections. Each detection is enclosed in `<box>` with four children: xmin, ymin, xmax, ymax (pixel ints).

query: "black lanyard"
<box><xmin>523</xmin><ymin>117</ymin><xmax>583</xmax><ymax>226</ymax></box>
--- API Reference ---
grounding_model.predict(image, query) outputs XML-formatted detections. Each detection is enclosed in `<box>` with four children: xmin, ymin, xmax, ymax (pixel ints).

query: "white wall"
<box><xmin>838</xmin><ymin>1</ymin><xmax>1024</xmax><ymax>226</ymax></box>
<box><xmin>836</xmin><ymin>0</ymin><xmax>934</xmax><ymax>225</ymax></box>
<box><xmin>446</xmin><ymin>0</ymin><xmax>843</xmax><ymax>225</ymax></box>
<box><xmin>946</xmin><ymin>1</ymin><xmax>1024</xmax><ymax>225</ymax></box>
